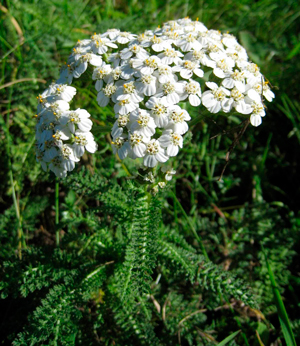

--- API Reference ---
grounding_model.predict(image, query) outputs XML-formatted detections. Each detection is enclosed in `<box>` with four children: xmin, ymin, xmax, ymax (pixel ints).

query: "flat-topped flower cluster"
<box><xmin>35</xmin><ymin>17</ymin><xmax>274</xmax><ymax>179</ymax></box>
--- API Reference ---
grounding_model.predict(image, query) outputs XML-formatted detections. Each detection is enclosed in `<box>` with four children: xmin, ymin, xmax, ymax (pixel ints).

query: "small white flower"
<box><xmin>222</xmin><ymin>69</ymin><xmax>246</xmax><ymax>92</ymax></box>
<box><xmin>158</xmin><ymin>182</ymin><xmax>166</xmax><ymax>188</ymax></box>
<box><xmin>115</xmin><ymin>32</ymin><xmax>137</xmax><ymax>45</ymax></box>
<box><xmin>115</xmin><ymin>80</ymin><xmax>143</xmax><ymax>104</ymax></box>
<box><xmin>92</xmin><ymin>63</ymin><xmax>112</xmax><ymax>91</ymax></box>
<box><xmin>145</xmin><ymin>97</ymin><xmax>170</xmax><ymax>128</ymax></box>
<box><xmin>157</xmin><ymin>48</ymin><xmax>183</xmax><ymax>65</ymax></box>
<box><xmin>184</xmin><ymin>50</ymin><xmax>216</xmax><ymax>68</ymax></box>
<box><xmin>153</xmin><ymin>64</ymin><xmax>176</xmax><ymax>84</ymax></box>
<box><xmin>114</xmin><ymin>97</ymin><xmax>139</xmax><ymax>115</ymax></box>
<box><xmin>45</xmin><ymin>84</ymin><xmax>76</xmax><ymax>103</ymax></box>
<box><xmin>128</xmin><ymin>132</ymin><xmax>150</xmax><ymax>158</ymax></box>
<box><xmin>135</xmin><ymin>74</ymin><xmax>157</xmax><ymax>96</ymax></box>
<box><xmin>166</xmin><ymin>105</ymin><xmax>191</xmax><ymax>134</ymax></box>
<box><xmin>229</xmin><ymin>88</ymin><xmax>252</xmax><ymax>115</ymax></box>
<box><xmin>155</xmin><ymin>80</ymin><xmax>185</xmax><ymax>105</ymax></box>
<box><xmin>173</xmin><ymin>59</ymin><xmax>204</xmax><ymax>79</ymax></box>
<box><xmin>143</xmin><ymin>139</ymin><xmax>169</xmax><ymax>167</ymax></box>
<box><xmin>150</xmin><ymin>35</ymin><xmax>171</xmax><ymax>52</ymax></box>
<box><xmin>73</xmin><ymin>53</ymin><xmax>102</xmax><ymax>78</ymax></box>
<box><xmin>130</xmin><ymin>109</ymin><xmax>156</xmax><ymax>137</ymax></box>
<box><xmin>241</xmin><ymin>95</ymin><xmax>266</xmax><ymax>127</ymax></box>
<box><xmin>108</xmin><ymin>52</ymin><xmax>121</xmax><ymax>67</ymax></box>
<box><xmin>60</xmin><ymin>144</ymin><xmax>80</xmax><ymax>171</ymax></box>
<box><xmin>49</xmin><ymin>156</ymin><xmax>67</xmax><ymax>178</ymax></box>
<box><xmin>175</xmin><ymin>33</ymin><xmax>202</xmax><ymax>52</ymax></box>
<box><xmin>120</xmin><ymin>44</ymin><xmax>149</xmax><ymax>60</ymax></box>
<box><xmin>57</xmin><ymin>62</ymin><xmax>76</xmax><ymax>84</ymax></box>
<box><xmin>111</xmin><ymin>133</ymin><xmax>130</xmax><ymax>159</ymax></box>
<box><xmin>202</xmin><ymin>82</ymin><xmax>230</xmax><ymax>113</ymax></box>
<box><xmin>111</xmin><ymin>114</ymin><xmax>130</xmax><ymax>138</ymax></box>
<box><xmin>181</xmin><ymin>80</ymin><xmax>202</xmax><ymax>106</ymax></box>
<box><xmin>102</xmin><ymin>28</ymin><xmax>121</xmax><ymax>40</ymax></box>
<box><xmin>249</xmin><ymin>101</ymin><xmax>266</xmax><ymax>127</ymax></box>
<box><xmin>120</xmin><ymin>61</ymin><xmax>138</xmax><ymax>80</ymax></box>
<box><xmin>97</xmin><ymin>83</ymin><xmax>117</xmax><ymax>107</ymax></box>
<box><xmin>73</xmin><ymin>131</ymin><xmax>97</xmax><ymax>157</ymax></box>
<box><xmin>52</xmin><ymin>126</ymin><xmax>72</xmax><ymax>142</ymax></box>
<box><xmin>161</xmin><ymin>166</ymin><xmax>176</xmax><ymax>181</ymax></box>
<box><xmin>61</xmin><ymin>109</ymin><xmax>93</xmax><ymax>133</ymax></box>
<box><xmin>222</xmin><ymin>33</ymin><xmax>238</xmax><ymax>48</ymax></box>
<box><xmin>144</xmin><ymin>172</ymin><xmax>155</xmax><ymax>183</ymax></box>
<box><xmin>90</xmin><ymin>34</ymin><xmax>118</xmax><ymax>54</ymax></box>
<box><xmin>106</xmin><ymin>67</ymin><xmax>122</xmax><ymax>83</ymax></box>
<box><xmin>212</xmin><ymin>55</ymin><xmax>235</xmax><ymax>78</ymax></box>
<box><xmin>158</xmin><ymin>129</ymin><xmax>183</xmax><ymax>156</ymax></box>
<box><xmin>244</xmin><ymin>62</ymin><xmax>262</xmax><ymax>85</ymax></box>
<box><xmin>246</xmin><ymin>80</ymin><xmax>275</xmax><ymax>103</ymax></box>
<box><xmin>131</xmin><ymin>55</ymin><xmax>161</xmax><ymax>75</ymax></box>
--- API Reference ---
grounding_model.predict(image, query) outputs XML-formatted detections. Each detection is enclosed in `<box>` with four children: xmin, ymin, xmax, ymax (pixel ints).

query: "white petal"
<box><xmin>73</xmin><ymin>62</ymin><xmax>87</xmax><ymax>78</ymax></box>
<box><xmin>97</xmin><ymin>92</ymin><xmax>109</xmax><ymax>107</ymax></box>
<box><xmin>133</xmin><ymin>143</ymin><xmax>146</xmax><ymax>157</ymax></box>
<box><xmin>144</xmin><ymin>155</ymin><xmax>157</xmax><ymax>167</ymax></box>
<box><xmin>86</xmin><ymin>140</ymin><xmax>97</xmax><ymax>153</ymax></box>
<box><xmin>194</xmin><ymin>68</ymin><xmax>204</xmax><ymax>78</ymax></box>
<box><xmin>156</xmin><ymin>151</ymin><xmax>169</xmax><ymax>163</ymax></box>
<box><xmin>189</xmin><ymin>94</ymin><xmax>201</xmax><ymax>107</ymax></box>
<box><xmin>78</xmin><ymin>118</ymin><xmax>93</xmax><ymax>132</ymax></box>
<box><xmin>206</xmin><ymin>82</ymin><xmax>218</xmax><ymax>90</ymax></box>
<box><xmin>214</xmin><ymin>68</ymin><xmax>226</xmax><ymax>78</ymax></box>
<box><xmin>180</xmin><ymin>69</ymin><xmax>192</xmax><ymax>79</ymax></box>
<box><xmin>90</xmin><ymin>55</ymin><xmax>103</xmax><ymax>66</ymax></box>
<box><xmin>118</xmin><ymin>145</ymin><xmax>129</xmax><ymax>159</ymax></box>
<box><xmin>248</xmin><ymin>89</ymin><xmax>261</xmax><ymax>103</ymax></box>
<box><xmin>222</xmin><ymin>78</ymin><xmax>235</xmax><ymax>89</ymax></box>
<box><xmin>167</xmin><ymin>145</ymin><xmax>179</xmax><ymax>157</ymax></box>
<box><xmin>250</xmin><ymin>113</ymin><xmax>262</xmax><ymax>127</ymax></box>
<box><xmin>95</xmin><ymin>80</ymin><xmax>103</xmax><ymax>91</ymax></box>
<box><xmin>235</xmin><ymin>101</ymin><xmax>253</xmax><ymax>114</ymax></box>
<box><xmin>158</xmin><ymin>135</ymin><xmax>171</xmax><ymax>147</ymax></box>
<box><xmin>166</xmin><ymin>93</ymin><xmax>179</xmax><ymax>104</ymax></box>
<box><xmin>74</xmin><ymin>145</ymin><xmax>85</xmax><ymax>157</ymax></box>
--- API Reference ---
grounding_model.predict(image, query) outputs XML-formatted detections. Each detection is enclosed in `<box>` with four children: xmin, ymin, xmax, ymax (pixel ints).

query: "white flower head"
<box><xmin>73</xmin><ymin>131</ymin><xmax>97</xmax><ymax>157</ymax></box>
<box><xmin>158</xmin><ymin>129</ymin><xmax>183</xmax><ymax>157</ymax></box>
<box><xmin>37</xmin><ymin>18</ymin><xmax>274</xmax><ymax>178</ymax></box>
<box><xmin>90</xmin><ymin>34</ymin><xmax>118</xmax><ymax>54</ymax></box>
<box><xmin>111</xmin><ymin>133</ymin><xmax>130</xmax><ymax>159</ymax></box>
<box><xmin>143</xmin><ymin>139</ymin><xmax>169</xmax><ymax>167</ymax></box>
<box><xmin>166</xmin><ymin>105</ymin><xmax>191</xmax><ymax>134</ymax></box>
<box><xmin>128</xmin><ymin>132</ymin><xmax>150</xmax><ymax>159</ymax></box>
<box><xmin>181</xmin><ymin>80</ymin><xmax>202</xmax><ymax>106</ymax></box>
<box><xmin>130</xmin><ymin>108</ymin><xmax>156</xmax><ymax>137</ymax></box>
<box><xmin>202</xmin><ymin>82</ymin><xmax>231</xmax><ymax>113</ymax></box>
<box><xmin>145</xmin><ymin>97</ymin><xmax>170</xmax><ymax>128</ymax></box>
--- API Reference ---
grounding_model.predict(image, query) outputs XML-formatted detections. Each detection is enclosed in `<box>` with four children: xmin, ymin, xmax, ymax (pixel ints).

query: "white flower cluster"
<box><xmin>35</xmin><ymin>84</ymin><xmax>97</xmax><ymax>177</ymax></box>
<box><xmin>36</xmin><ymin>17</ymin><xmax>274</xmax><ymax>179</ymax></box>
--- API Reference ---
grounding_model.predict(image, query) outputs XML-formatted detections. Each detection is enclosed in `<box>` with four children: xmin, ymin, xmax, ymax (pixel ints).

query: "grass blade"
<box><xmin>217</xmin><ymin>330</ymin><xmax>241</xmax><ymax>346</ymax></box>
<box><xmin>264</xmin><ymin>250</ymin><xmax>297</xmax><ymax>346</ymax></box>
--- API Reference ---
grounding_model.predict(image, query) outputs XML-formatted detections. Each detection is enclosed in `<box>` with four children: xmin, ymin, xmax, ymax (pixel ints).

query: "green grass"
<box><xmin>0</xmin><ymin>0</ymin><xmax>300</xmax><ymax>345</ymax></box>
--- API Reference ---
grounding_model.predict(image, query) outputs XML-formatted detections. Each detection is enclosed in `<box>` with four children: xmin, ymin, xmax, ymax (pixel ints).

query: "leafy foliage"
<box><xmin>1</xmin><ymin>0</ymin><xmax>300</xmax><ymax>345</ymax></box>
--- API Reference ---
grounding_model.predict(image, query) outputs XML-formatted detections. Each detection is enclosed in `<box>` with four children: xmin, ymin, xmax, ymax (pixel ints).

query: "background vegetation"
<box><xmin>0</xmin><ymin>0</ymin><xmax>299</xmax><ymax>345</ymax></box>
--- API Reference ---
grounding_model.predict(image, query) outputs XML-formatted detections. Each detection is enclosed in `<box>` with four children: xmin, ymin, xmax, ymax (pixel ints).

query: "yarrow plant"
<box><xmin>35</xmin><ymin>17</ymin><xmax>274</xmax><ymax>185</ymax></box>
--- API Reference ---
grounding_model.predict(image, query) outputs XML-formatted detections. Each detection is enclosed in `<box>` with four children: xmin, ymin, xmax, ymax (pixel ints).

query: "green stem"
<box><xmin>55</xmin><ymin>177</ymin><xmax>60</xmax><ymax>247</ymax></box>
<box><xmin>170</xmin><ymin>190</ymin><xmax>209</xmax><ymax>261</ymax></box>
<box><xmin>9</xmin><ymin>165</ymin><xmax>24</xmax><ymax>258</ymax></box>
